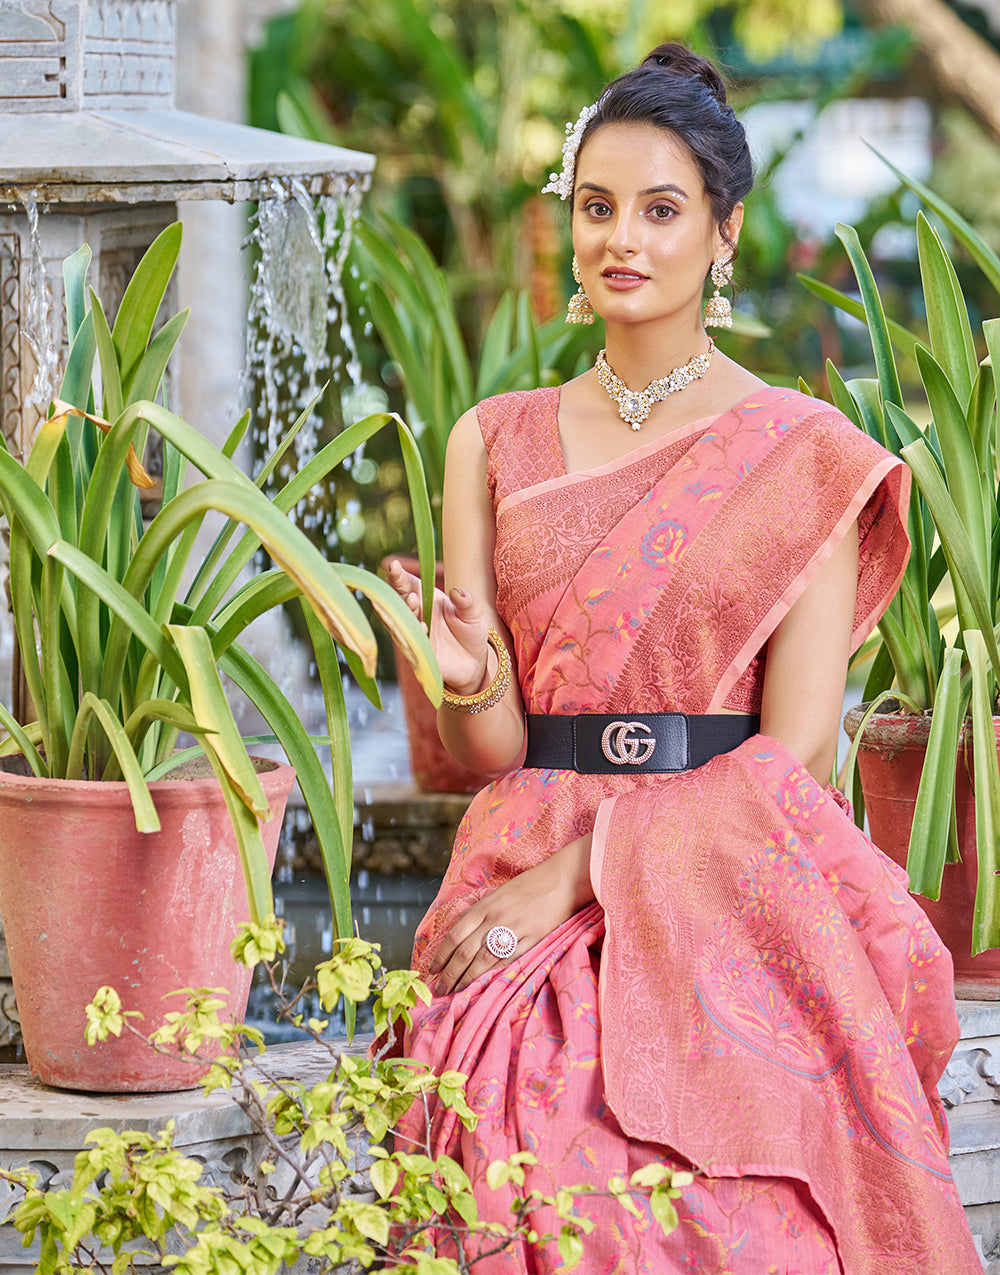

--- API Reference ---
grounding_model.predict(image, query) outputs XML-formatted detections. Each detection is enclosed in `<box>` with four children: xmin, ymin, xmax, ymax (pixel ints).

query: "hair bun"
<box><xmin>642</xmin><ymin>42</ymin><xmax>728</xmax><ymax>106</ymax></box>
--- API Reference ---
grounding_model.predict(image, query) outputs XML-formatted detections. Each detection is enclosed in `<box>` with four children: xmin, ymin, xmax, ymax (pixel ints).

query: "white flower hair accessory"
<box><xmin>541</xmin><ymin>101</ymin><xmax>600</xmax><ymax>200</ymax></box>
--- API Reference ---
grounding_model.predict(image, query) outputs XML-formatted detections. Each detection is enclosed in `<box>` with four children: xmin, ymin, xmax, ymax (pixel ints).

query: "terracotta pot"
<box><xmin>844</xmin><ymin>706</ymin><xmax>1000</xmax><ymax>998</ymax></box>
<box><xmin>385</xmin><ymin>556</ymin><xmax>489</xmax><ymax>795</ymax></box>
<box><xmin>0</xmin><ymin>756</ymin><xmax>294</xmax><ymax>1092</ymax></box>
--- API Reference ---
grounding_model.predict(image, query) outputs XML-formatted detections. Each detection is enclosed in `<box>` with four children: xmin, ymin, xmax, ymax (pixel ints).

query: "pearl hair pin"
<box><xmin>541</xmin><ymin>102</ymin><xmax>600</xmax><ymax>201</ymax></box>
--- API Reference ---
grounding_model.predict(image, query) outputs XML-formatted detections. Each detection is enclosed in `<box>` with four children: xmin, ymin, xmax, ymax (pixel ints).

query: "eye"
<box><xmin>648</xmin><ymin>202</ymin><xmax>679</xmax><ymax>221</ymax></box>
<box><xmin>582</xmin><ymin>198</ymin><xmax>612</xmax><ymax>218</ymax></box>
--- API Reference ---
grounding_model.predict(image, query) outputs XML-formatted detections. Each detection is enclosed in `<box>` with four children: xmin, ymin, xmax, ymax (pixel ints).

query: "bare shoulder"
<box><xmin>445</xmin><ymin>405</ymin><xmax>487</xmax><ymax>465</ymax></box>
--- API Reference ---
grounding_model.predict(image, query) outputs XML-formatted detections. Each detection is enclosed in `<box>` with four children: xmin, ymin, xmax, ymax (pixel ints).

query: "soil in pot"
<box><xmin>0</xmin><ymin>755</ymin><xmax>294</xmax><ymax>1092</ymax></box>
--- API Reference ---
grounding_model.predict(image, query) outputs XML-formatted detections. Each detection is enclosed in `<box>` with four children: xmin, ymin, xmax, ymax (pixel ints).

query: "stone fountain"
<box><xmin>0</xmin><ymin>0</ymin><xmax>377</xmax><ymax>1003</ymax></box>
<box><xmin>0</xmin><ymin>5</ymin><xmax>394</xmax><ymax>1265</ymax></box>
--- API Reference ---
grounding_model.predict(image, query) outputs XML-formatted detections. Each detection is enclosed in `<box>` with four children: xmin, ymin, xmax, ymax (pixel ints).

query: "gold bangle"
<box><xmin>441</xmin><ymin>628</ymin><xmax>512</xmax><ymax>714</ymax></box>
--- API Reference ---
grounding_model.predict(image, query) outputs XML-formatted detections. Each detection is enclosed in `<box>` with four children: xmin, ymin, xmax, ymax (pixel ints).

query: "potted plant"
<box><xmin>0</xmin><ymin>223</ymin><xmax>440</xmax><ymax>1089</ymax></box>
<box><xmin>358</xmin><ymin>212</ymin><xmax>596</xmax><ymax>792</ymax></box>
<box><xmin>802</xmin><ymin>165</ymin><xmax>1000</xmax><ymax>991</ymax></box>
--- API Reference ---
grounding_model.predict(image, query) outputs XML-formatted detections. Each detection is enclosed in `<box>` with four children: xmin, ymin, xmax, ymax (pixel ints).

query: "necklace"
<box><xmin>595</xmin><ymin>340</ymin><xmax>715</xmax><ymax>430</ymax></box>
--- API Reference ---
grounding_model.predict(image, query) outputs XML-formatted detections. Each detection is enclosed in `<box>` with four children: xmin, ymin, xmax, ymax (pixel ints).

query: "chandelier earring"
<box><xmin>704</xmin><ymin>258</ymin><xmax>734</xmax><ymax>329</ymax></box>
<box><xmin>567</xmin><ymin>255</ymin><xmax>595</xmax><ymax>325</ymax></box>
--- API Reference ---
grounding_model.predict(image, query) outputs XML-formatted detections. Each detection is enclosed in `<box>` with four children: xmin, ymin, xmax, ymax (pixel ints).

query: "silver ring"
<box><xmin>485</xmin><ymin>925</ymin><xmax>518</xmax><ymax>960</ymax></box>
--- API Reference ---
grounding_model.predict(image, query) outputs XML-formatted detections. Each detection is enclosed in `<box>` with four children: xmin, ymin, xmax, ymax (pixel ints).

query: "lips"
<box><xmin>602</xmin><ymin>268</ymin><xmax>648</xmax><ymax>280</ymax></box>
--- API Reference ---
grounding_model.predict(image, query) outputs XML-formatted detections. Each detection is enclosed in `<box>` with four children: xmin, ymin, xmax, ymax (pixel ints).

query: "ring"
<box><xmin>485</xmin><ymin>925</ymin><xmax>518</xmax><ymax>960</ymax></box>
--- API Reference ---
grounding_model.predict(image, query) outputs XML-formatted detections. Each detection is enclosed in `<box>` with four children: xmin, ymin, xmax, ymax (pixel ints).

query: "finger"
<box><xmin>434</xmin><ymin>938</ymin><xmax>489</xmax><ymax>997</ymax></box>
<box><xmin>385</xmin><ymin>558</ymin><xmax>421</xmax><ymax>600</ymax></box>
<box><xmin>448</xmin><ymin>586</ymin><xmax>479</xmax><ymax>617</ymax></box>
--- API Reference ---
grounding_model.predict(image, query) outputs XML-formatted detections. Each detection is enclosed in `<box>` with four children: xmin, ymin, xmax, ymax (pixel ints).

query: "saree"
<box><xmin>396</xmin><ymin>387</ymin><xmax>980</xmax><ymax>1273</ymax></box>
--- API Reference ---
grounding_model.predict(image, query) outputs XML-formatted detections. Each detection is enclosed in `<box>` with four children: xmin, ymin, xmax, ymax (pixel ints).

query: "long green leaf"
<box><xmin>872</xmin><ymin>147</ymin><xmax>1000</xmax><ymax>293</ymax></box>
<box><xmin>220</xmin><ymin>641</ymin><xmax>350</xmax><ymax>940</ymax></box>
<box><xmin>800</xmin><ymin>275</ymin><xmax>921</xmax><ymax>361</ymax></box>
<box><xmin>300</xmin><ymin>603</ymin><xmax>354</xmax><ymax>889</ymax></box>
<box><xmin>334</xmin><ymin>562</ymin><xmax>441</xmax><ymax>705</ymax></box>
<box><xmin>377</xmin><ymin>215</ymin><xmax>473</xmax><ymax>406</ymax></box>
<box><xmin>112</xmin><ymin>221</ymin><xmax>182</xmax><ymax>396</ymax></box>
<box><xmin>194</xmin><ymin>733</ymin><xmax>274</xmax><ymax>927</ymax></box>
<box><xmin>209</xmin><ymin>572</ymin><xmax>298</xmax><ymax>654</ymax></box>
<box><xmin>128</xmin><ymin>309</ymin><xmax>189</xmax><ymax>404</ymax></box>
<box><xmin>0</xmin><ymin>704</ymin><xmax>46</xmax><ymax>775</ymax></box>
<box><xmin>883</xmin><ymin>401</ymin><xmax>929</xmax><ymax>452</ymax></box>
<box><xmin>847</xmin><ymin>377</ymin><xmax>893</xmax><ymax>453</ymax></box>
<box><xmin>223</xmin><ymin>410</ymin><xmax>253</xmax><ymax>461</ymax></box>
<box><xmin>875</xmin><ymin>602</ymin><xmax>931</xmax><ymax>706</ymax></box>
<box><xmin>903</xmin><ymin>438</ymin><xmax>1000</xmax><ymax>678</ymax></box>
<box><xmin>253</xmin><ymin>388</ymin><xmax>324</xmax><ymax>491</ymax></box>
<box><xmin>396</xmin><ymin>415</ymin><xmax>438</xmax><ymax>628</ymax></box>
<box><xmin>835</xmin><ymin>223</ymin><xmax>903</xmax><ymax>410</ymax></box>
<box><xmin>357</xmin><ymin>222</ymin><xmax>436</xmax><ymax>340</ymax></box>
<box><xmin>24</xmin><ymin>413</ymin><xmax>69</xmax><ymax>489</ymax></box>
<box><xmin>65</xmin><ymin>693</ymin><xmax>160</xmax><ymax>831</ymax></box>
<box><xmin>191</xmin><ymin>412</ymin><xmax>432</xmax><ymax>627</ymax></box>
<box><xmin>75</xmin><ymin>408</ymin><xmax>151</xmax><ymax>697</ymax></box>
<box><xmin>905</xmin><ymin>647</ymin><xmax>964</xmax><ymax>897</ymax></box>
<box><xmin>519</xmin><ymin>291</ymin><xmax>543</xmax><ymax>391</ymax></box>
<box><xmin>59</xmin><ymin>311</ymin><xmax>97</xmax><ymax>414</ymax></box>
<box><xmin>90</xmin><ymin>291</ymin><xmax>124</xmax><ymax>423</ymax></box>
<box><xmin>63</xmin><ymin>244</ymin><xmax>92</xmax><ymax>344</ymax></box>
<box><xmin>983</xmin><ymin>322</ymin><xmax>1000</xmax><ymax>554</ymax></box>
<box><xmin>168</xmin><ymin>624</ymin><xmax>269</xmax><ymax>818</ymax></box>
<box><xmin>365</xmin><ymin>281</ymin><xmax>437</xmax><ymax>431</ymax></box>
<box><xmin>110</xmin><ymin>479</ymin><xmax>377</xmax><ymax>682</ymax></box>
<box><xmin>40</xmin><ymin>554</ymin><xmax>72</xmax><ymax>776</ymax></box>
<box><xmin>476</xmin><ymin>291</ymin><xmax>516</xmax><ymax>399</ymax></box>
<box><xmin>967</xmin><ymin>630</ymin><xmax>1000</xmax><ymax>953</ymax></box>
<box><xmin>914</xmin><ymin>343</ymin><xmax>988</xmax><ymax>581</ymax></box>
<box><xmin>916</xmin><ymin>213</ymin><xmax>978</xmax><ymax>408</ymax></box>
<box><xmin>825</xmin><ymin>363</ymin><xmax>864</xmax><ymax>431</ymax></box>
<box><xmin>45</xmin><ymin>540</ymin><xmax>186</xmax><ymax>691</ymax></box>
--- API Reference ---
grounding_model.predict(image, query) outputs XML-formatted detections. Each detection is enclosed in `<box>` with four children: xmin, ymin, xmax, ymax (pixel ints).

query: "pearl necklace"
<box><xmin>595</xmin><ymin>340</ymin><xmax>715</xmax><ymax>430</ymax></box>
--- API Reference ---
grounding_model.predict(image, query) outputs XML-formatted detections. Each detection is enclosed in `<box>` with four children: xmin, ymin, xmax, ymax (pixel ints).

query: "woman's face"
<box><xmin>572</xmin><ymin>121</ymin><xmax>740</xmax><ymax>332</ymax></box>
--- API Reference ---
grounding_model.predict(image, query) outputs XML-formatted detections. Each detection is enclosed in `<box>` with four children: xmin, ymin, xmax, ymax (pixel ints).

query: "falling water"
<box><xmin>244</xmin><ymin>174</ymin><xmax>369</xmax><ymax>468</ymax></box>
<box><xmin>21</xmin><ymin>195</ymin><xmax>61</xmax><ymax>416</ymax></box>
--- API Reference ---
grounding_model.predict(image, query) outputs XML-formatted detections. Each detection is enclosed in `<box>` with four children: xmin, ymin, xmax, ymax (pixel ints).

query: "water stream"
<box><xmin>21</xmin><ymin>194</ymin><xmax>61</xmax><ymax>418</ymax></box>
<box><xmin>244</xmin><ymin>175</ymin><xmax>368</xmax><ymax>469</ymax></box>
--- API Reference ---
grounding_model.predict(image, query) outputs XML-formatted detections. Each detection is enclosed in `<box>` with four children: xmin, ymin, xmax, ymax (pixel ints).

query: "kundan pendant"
<box><xmin>595</xmin><ymin>341</ymin><xmax>714</xmax><ymax>429</ymax></box>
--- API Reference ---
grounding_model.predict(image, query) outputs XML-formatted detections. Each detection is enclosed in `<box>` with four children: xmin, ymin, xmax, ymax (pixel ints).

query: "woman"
<box><xmin>386</xmin><ymin>44</ymin><xmax>979</xmax><ymax>1273</ymax></box>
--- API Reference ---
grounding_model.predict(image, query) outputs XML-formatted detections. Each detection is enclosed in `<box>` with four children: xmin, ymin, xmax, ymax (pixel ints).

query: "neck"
<box><xmin>601</xmin><ymin>318</ymin><xmax>710</xmax><ymax>387</ymax></box>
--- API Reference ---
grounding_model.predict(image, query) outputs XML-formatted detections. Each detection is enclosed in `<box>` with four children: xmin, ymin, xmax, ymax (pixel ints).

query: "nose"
<box><xmin>605</xmin><ymin>209</ymin><xmax>640</xmax><ymax>257</ymax></box>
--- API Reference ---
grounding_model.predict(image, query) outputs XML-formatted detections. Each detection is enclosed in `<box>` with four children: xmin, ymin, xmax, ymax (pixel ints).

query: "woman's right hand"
<box><xmin>384</xmin><ymin>559</ymin><xmax>493</xmax><ymax>695</ymax></box>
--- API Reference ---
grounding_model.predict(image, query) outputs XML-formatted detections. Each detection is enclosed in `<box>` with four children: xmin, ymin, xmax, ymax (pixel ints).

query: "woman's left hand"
<box><xmin>429</xmin><ymin>832</ymin><xmax>595</xmax><ymax>995</ymax></box>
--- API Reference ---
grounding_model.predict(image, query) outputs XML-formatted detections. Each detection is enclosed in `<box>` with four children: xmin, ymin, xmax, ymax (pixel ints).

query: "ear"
<box><xmin>717</xmin><ymin>202</ymin><xmax>744</xmax><ymax>259</ymax></box>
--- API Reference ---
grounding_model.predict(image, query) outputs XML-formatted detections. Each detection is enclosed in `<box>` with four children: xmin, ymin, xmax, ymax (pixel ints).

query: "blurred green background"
<box><xmin>243</xmin><ymin>0</ymin><xmax>1000</xmax><ymax>653</ymax></box>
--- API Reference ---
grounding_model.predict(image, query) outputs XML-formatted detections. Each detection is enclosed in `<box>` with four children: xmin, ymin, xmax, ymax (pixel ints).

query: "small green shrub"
<box><xmin>1</xmin><ymin>921</ymin><xmax>690</xmax><ymax>1273</ymax></box>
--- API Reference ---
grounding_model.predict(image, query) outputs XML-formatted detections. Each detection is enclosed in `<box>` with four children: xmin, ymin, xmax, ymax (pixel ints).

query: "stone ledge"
<box><xmin>0</xmin><ymin>1039</ymin><xmax>372</xmax><ymax>1272</ymax></box>
<box><xmin>0</xmin><ymin>1039</ymin><xmax>368</xmax><ymax>1151</ymax></box>
<box><xmin>3</xmin><ymin>1009</ymin><xmax>1000</xmax><ymax>1271</ymax></box>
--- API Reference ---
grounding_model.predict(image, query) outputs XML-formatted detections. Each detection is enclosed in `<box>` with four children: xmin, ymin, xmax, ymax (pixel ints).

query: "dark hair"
<box><xmin>575</xmin><ymin>43</ymin><xmax>753</xmax><ymax>257</ymax></box>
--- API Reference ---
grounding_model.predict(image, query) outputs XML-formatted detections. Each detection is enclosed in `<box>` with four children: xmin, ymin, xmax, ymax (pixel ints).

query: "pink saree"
<box><xmin>396</xmin><ymin>387</ymin><xmax>980</xmax><ymax>1273</ymax></box>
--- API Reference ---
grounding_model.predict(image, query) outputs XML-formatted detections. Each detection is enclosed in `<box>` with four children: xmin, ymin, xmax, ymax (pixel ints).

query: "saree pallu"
<box><xmin>397</xmin><ymin>388</ymin><xmax>980</xmax><ymax>1273</ymax></box>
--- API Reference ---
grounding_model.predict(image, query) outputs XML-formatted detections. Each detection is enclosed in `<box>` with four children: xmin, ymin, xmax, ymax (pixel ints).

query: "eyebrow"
<box><xmin>577</xmin><ymin>182</ymin><xmax>689</xmax><ymax>202</ymax></box>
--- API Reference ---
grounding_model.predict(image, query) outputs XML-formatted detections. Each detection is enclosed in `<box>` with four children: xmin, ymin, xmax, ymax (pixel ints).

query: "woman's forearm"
<box><xmin>436</xmin><ymin>633</ymin><xmax>527</xmax><ymax>777</ymax></box>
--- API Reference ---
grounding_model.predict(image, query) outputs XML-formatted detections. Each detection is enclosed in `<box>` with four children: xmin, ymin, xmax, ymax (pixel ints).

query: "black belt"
<box><xmin>523</xmin><ymin>712</ymin><xmax>760</xmax><ymax>775</ymax></box>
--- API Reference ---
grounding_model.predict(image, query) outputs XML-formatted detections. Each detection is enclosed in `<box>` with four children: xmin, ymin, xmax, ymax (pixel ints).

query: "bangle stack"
<box><xmin>441</xmin><ymin>628</ymin><xmax>512</xmax><ymax>714</ymax></box>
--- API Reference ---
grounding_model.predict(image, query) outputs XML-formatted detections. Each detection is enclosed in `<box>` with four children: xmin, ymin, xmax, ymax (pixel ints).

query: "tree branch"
<box><xmin>852</xmin><ymin>0</ymin><xmax>1000</xmax><ymax>141</ymax></box>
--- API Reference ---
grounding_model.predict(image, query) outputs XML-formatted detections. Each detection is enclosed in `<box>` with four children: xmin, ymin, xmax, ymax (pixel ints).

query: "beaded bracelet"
<box><xmin>441</xmin><ymin>628</ymin><xmax>512</xmax><ymax>714</ymax></box>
